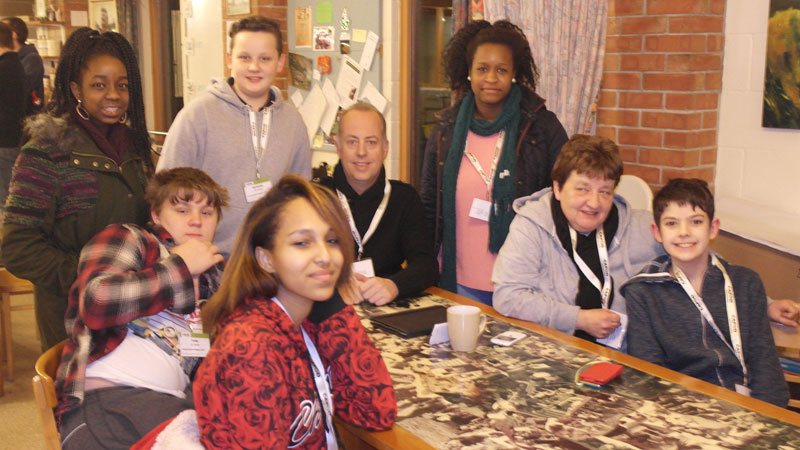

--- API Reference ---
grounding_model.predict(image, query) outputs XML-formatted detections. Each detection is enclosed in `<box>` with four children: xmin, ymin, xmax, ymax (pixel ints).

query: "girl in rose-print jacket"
<box><xmin>194</xmin><ymin>175</ymin><xmax>397</xmax><ymax>449</ymax></box>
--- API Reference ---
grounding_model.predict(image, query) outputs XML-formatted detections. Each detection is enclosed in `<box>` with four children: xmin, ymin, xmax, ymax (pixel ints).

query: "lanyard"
<box><xmin>672</xmin><ymin>255</ymin><xmax>747</xmax><ymax>387</ymax></box>
<box><xmin>272</xmin><ymin>298</ymin><xmax>338</xmax><ymax>449</ymax></box>
<box><xmin>464</xmin><ymin>130</ymin><xmax>505</xmax><ymax>195</ymax></box>
<box><xmin>248</xmin><ymin>107</ymin><xmax>272</xmax><ymax>179</ymax></box>
<box><xmin>336</xmin><ymin>177</ymin><xmax>391</xmax><ymax>259</ymax></box>
<box><xmin>569</xmin><ymin>226</ymin><xmax>612</xmax><ymax>310</ymax></box>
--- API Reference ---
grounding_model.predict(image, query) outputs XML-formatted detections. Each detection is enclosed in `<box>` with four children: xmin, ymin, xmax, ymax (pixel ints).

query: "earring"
<box><xmin>75</xmin><ymin>100</ymin><xmax>90</xmax><ymax>121</ymax></box>
<box><xmin>512</xmin><ymin>78</ymin><xmax>517</xmax><ymax>83</ymax></box>
<box><xmin>467</xmin><ymin>76</ymin><xmax>471</xmax><ymax>81</ymax></box>
<box><xmin>119</xmin><ymin>112</ymin><xmax>128</xmax><ymax>123</ymax></box>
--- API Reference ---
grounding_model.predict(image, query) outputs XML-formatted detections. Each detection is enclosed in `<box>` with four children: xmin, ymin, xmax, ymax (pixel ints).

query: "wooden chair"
<box><xmin>33</xmin><ymin>339</ymin><xmax>65</xmax><ymax>450</ymax></box>
<box><xmin>0</xmin><ymin>267</ymin><xmax>35</xmax><ymax>394</ymax></box>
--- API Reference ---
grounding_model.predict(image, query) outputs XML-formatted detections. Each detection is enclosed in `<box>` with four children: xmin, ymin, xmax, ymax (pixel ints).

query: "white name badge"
<box><xmin>243</xmin><ymin>178</ymin><xmax>273</xmax><ymax>203</ymax></box>
<box><xmin>178</xmin><ymin>334</ymin><xmax>211</xmax><ymax>358</ymax></box>
<box><xmin>597</xmin><ymin>312</ymin><xmax>628</xmax><ymax>350</ymax></box>
<box><xmin>468</xmin><ymin>198</ymin><xmax>491</xmax><ymax>222</ymax></box>
<box><xmin>735</xmin><ymin>384</ymin><xmax>752</xmax><ymax>397</ymax></box>
<box><xmin>352</xmin><ymin>258</ymin><xmax>375</xmax><ymax>278</ymax></box>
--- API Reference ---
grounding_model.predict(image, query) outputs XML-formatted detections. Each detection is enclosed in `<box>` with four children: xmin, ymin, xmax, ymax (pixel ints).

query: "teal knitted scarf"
<box><xmin>440</xmin><ymin>84</ymin><xmax>521</xmax><ymax>291</ymax></box>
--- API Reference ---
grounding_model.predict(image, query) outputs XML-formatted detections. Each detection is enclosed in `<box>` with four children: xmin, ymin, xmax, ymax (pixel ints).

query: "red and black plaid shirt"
<box><xmin>54</xmin><ymin>223</ymin><xmax>223</xmax><ymax>422</ymax></box>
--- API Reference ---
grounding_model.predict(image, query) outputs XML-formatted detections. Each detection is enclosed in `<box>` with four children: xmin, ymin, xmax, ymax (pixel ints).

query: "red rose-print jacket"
<box><xmin>194</xmin><ymin>296</ymin><xmax>397</xmax><ymax>449</ymax></box>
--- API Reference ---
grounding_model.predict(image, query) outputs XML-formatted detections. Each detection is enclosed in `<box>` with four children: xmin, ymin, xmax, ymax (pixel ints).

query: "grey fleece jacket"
<box><xmin>492</xmin><ymin>188</ymin><xmax>662</xmax><ymax>336</ymax></box>
<box><xmin>157</xmin><ymin>79</ymin><xmax>311</xmax><ymax>256</ymax></box>
<box><xmin>621</xmin><ymin>254</ymin><xmax>789</xmax><ymax>407</ymax></box>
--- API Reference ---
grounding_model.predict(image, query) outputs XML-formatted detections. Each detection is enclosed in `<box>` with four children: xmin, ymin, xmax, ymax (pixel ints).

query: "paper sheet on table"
<box><xmin>352</xmin><ymin>29</ymin><xmax>367</xmax><ymax>43</ymax></box>
<box><xmin>359</xmin><ymin>31</ymin><xmax>380</xmax><ymax>71</ymax></box>
<box><xmin>320</xmin><ymin>79</ymin><xmax>340</xmax><ymax>136</ymax></box>
<box><xmin>429</xmin><ymin>322</ymin><xmax>449</xmax><ymax>345</ymax></box>
<box><xmin>297</xmin><ymin>83</ymin><xmax>326</xmax><ymax>143</ymax></box>
<box><xmin>335</xmin><ymin>56</ymin><xmax>364</xmax><ymax>108</ymax></box>
<box><xmin>313</xmin><ymin>69</ymin><xmax>321</xmax><ymax>81</ymax></box>
<box><xmin>597</xmin><ymin>312</ymin><xmax>628</xmax><ymax>350</ymax></box>
<box><xmin>359</xmin><ymin>81</ymin><xmax>388</xmax><ymax>113</ymax></box>
<box><xmin>290</xmin><ymin>90</ymin><xmax>304</xmax><ymax>108</ymax></box>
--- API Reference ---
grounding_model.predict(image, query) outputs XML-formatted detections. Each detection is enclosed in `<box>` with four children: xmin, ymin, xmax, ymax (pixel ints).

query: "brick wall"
<box><xmin>227</xmin><ymin>0</ymin><xmax>289</xmax><ymax>95</ymax></box>
<box><xmin>598</xmin><ymin>0</ymin><xmax>726</xmax><ymax>188</ymax></box>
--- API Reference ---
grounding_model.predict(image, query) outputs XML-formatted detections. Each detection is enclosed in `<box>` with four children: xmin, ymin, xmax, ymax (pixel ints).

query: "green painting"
<box><xmin>764</xmin><ymin>0</ymin><xmax>800</xmax><ymax>129</ymax></box>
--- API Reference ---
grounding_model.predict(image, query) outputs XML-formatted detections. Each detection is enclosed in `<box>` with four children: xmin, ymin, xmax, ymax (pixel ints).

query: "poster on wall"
<box><xmin>763</xmin><ymin>0</ymin><xmax>800</xmax><ymax>129</ymax></box>
<box><xmin>288</xmin><ymin>53</ymin><xmax>313</xmax><ymax>90</ymax></box>
<box><xmin>226</xmin><ymin>0</ymin><xmax>250</xmax><ymax>16</ymax></box>
<box><xmin>313</xmin><ymin>26</ymin><xmax>335</xmax><ymax>51</ymax></box>
<box><xmin>89</xmin><ymin>1</ymin><xmax>118</xmax><ymax>33</ymax></box>
<box><xmin>294</xmin><ymin>7</ymin><xmax>312</xmax><ymax>47</ymax></box>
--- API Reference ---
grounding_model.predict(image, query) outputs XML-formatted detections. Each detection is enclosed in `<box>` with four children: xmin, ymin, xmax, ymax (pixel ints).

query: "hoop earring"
<box><xmin>75</xmin><ymin>100</ymin><xmax>90</xmax><ymax>121</ymax></box>
<box><xmin>119</xmin><ymin>111</ymin><xmax>128</xmax><ymax>123</ymax></box>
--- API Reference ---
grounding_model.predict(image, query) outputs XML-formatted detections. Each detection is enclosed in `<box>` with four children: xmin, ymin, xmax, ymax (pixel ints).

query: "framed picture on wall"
<box><xmin>226</xmin><ymin>0</ymin><xmax>251</xmax><ymax>16</ymax></box>
<box><xmin>89</xmin><ymin>1</ymin><xmax>118</xmax><ymax>33</ymax></box>
<box><xmin>763</xmin><ymin>0</ymin><xmax>800</xmax><ymax>129</ymax></box>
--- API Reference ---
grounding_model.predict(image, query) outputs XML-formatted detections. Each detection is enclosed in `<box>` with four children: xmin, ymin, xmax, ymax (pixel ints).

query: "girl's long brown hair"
<box><xmin>202</xmin><ymin>175</ymin><xmax>354</xmax><ymax>335</ymax></box>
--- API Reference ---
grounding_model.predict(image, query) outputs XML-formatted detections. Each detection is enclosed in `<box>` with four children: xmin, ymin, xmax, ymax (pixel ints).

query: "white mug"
<box><xmin>448</xmin><ymin>305</ymin><xmax>487</xmax><ymax>352</ymax></box>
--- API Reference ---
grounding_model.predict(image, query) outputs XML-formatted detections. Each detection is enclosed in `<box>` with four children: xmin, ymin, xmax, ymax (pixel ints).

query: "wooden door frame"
<box><xmin>148</xmin><ymin>0</ymin><xmax>167</xmax><ymax>135</ymax></box>
<box><xmin>398</xmin><ymin>1</ymin><xmax>415</xmax><ymax>183</ymax></box>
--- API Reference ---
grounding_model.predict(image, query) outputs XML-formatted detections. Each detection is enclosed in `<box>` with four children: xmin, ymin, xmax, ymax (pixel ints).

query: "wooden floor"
<box><xmin>0</xmin><ymin>292</ymin><xmax>47</xmax><ymax>450</ymax></box>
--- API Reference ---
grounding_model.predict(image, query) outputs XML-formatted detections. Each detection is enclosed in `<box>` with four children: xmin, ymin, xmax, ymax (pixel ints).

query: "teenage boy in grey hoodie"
<box><xmin>157</xmin><ymin>15</ymin><xmax>310</xmax><ymax>257</ymax></box>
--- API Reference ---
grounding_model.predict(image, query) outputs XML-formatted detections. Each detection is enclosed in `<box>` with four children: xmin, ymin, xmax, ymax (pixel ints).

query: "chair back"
<box><xmin>33</xmin><ymin>340</ymin><xmax>66</xmax><ymax>450</ymax></box>
<box><xmin>616</xmin><ymin>174</ymin><xmax>654</xmax><ymax>212</ymax></box>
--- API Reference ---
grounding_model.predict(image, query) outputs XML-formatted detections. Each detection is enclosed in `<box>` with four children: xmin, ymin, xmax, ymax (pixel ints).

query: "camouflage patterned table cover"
<box><xmin>355</xmin><ymin>294</ymin><xmax>800</xmax><ymax>450</ymax></box>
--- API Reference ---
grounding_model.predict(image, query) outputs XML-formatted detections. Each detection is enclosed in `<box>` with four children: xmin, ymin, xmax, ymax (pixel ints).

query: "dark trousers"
<box><xmin>59</xmin><ymin>385</ymin><xmax>194</xmax><ymax>449</ymax></box>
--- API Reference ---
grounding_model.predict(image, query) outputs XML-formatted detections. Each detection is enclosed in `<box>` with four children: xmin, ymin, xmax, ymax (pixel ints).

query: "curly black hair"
<box><xmin>48</xmin><ymin>27</ymin><xmax>153</xmax><ymax>170</ymax></box>
<box><xmin>442</xmin><ymin>20</ymin><xmax>538</xmax><ymax>95</ymax></box>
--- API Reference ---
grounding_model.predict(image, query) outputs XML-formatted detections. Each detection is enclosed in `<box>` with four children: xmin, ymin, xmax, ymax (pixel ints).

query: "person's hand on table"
<box><xmin>576</xmin><ymin>308</ymin><xmax>621</xmax><ymax>339</ymax></box>
<box><xmin>338</xmin><ymin>278</ymin><xmax>362</xmax><ymax>305</ymax></box>
<box><xmin>353</xmin><ymin>273</ymin><xmax>399</xmax><ymax>306</ymax></box>
<box><xmin>768</xmin><ymin>299</ymin><xmax>800</xmax><ymax>327</ymax></box>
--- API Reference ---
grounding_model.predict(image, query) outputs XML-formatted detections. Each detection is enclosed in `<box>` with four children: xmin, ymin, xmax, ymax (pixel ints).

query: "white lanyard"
<box><xmin>464</xmin><ymin>130</ymin><xmax>505</xmax><ymax>194</ymax></box>
<box><xmin>248</xmin><ymin>107</ymin><xmax>272</xmax><ymax>179</ymax></box>
<box><xmin>272</xmin><ymin>298</ymin><xmax>338</xmax><ymax>449</ymax></box>
<box><xmin>673</xmin><ymin>255</ymin><xmax>747</xmax><ymax>387</ymax></box>
<box><xmin>569</xmin><ymin>226</ymin><xmax>612</xmax><ymax>310</ymax></box>
<box><xmin>336</xmin><ymin>176</ymin><xmax>391</xmax><ymax>259</ymax></box>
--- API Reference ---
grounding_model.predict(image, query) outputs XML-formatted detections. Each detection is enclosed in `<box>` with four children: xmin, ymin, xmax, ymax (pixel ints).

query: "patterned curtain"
<box><xmin>484</xmin><ymin>0</ymin><xmax>607</xmax><ymax>136</ymax></box>
<box><xmin>116</xmin><ymin>0</ymin><xmax>139</xmax><ymax>54</ymax></box>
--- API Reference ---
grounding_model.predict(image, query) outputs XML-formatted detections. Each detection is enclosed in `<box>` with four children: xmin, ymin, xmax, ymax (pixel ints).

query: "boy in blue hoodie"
<box><xmin>621</xmin><ymin>178</ymin><xmax>788</xmax><ymax>407</ymax></box>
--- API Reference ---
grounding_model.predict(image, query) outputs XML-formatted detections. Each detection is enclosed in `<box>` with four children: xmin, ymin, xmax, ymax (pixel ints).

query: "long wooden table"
<box><xmin>338</xmin><ymin>287</ymin><xmax>800</xmax><ymax>449</ymax></box>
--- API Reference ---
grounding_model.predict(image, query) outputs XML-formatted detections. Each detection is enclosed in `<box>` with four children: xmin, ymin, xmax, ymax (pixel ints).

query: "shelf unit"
<box><xmin>27</xmin><ymin>21</ymin><xmax>66</xmax><ymax>59</ymax></box>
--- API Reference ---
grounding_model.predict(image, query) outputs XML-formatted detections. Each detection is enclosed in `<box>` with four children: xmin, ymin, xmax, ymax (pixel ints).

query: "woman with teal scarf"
<box><xmin>420</xmin><ymin>20</ymin><xmax>568</xmax><ymax>305</ymax></box>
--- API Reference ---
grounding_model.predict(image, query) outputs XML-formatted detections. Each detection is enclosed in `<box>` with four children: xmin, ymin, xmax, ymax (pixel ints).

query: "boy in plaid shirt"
<box><xmin>55</xmin><ymin>167</ymin><xmax>229</xmax><ymax>449</ymax></box>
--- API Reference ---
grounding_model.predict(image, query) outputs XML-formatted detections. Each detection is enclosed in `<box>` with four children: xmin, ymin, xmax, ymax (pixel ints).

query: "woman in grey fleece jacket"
<box><xmin>492</xmin><ymin>188</ymin><xmax>662</xmax><ymax>336</ymax></box>
<box><xmin>157</xmin><ymin>79</ymin><xmax>311</xmax><ymax>257</ymax></box>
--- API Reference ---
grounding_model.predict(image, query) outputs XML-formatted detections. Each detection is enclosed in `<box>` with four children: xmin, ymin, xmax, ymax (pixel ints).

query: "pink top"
<box><xmin>455</xmin><ymin>130</ymin><xmax>501</xmax><ymax>291</ymax></box>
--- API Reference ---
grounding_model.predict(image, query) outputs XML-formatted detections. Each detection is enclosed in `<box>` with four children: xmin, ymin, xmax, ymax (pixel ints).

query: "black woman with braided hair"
<box><xmin>420</xmin><ymin>19</ymin><xmax>569</xmax><ymax>306</ymax></box>
<box><xmin>2</xmin><ymin>27</ymin><xmax>152</xmax><ymax>352</ymax></box>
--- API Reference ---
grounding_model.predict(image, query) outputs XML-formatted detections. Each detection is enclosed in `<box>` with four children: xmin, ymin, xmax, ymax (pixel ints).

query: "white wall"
<box><xmin>716</xmin><ymin>0</ymin><xmax>800</xmax><ymax>255</ymax></box>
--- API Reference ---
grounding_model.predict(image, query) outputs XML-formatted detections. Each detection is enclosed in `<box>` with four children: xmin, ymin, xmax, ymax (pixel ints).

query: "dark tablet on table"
<box><xmin>370</xmin><ymin>305</ymin><xmax>447</xmax><ymax>338</ymax></box>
